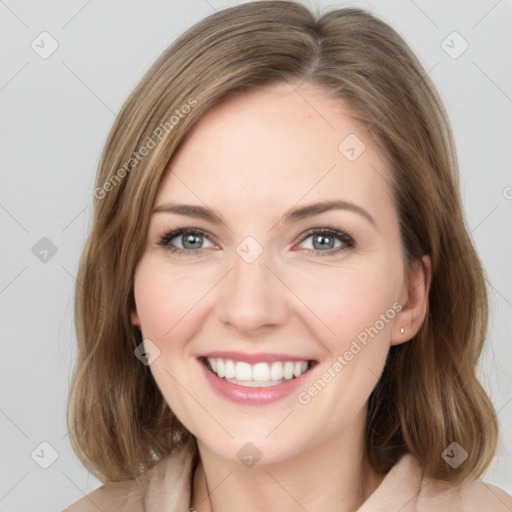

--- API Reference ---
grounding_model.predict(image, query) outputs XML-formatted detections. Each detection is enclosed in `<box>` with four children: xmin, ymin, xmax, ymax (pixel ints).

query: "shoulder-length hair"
<box><xmin>68</xmin><ymin>0</ymin><xmax>497</xmax><ymax>484</ymax></box>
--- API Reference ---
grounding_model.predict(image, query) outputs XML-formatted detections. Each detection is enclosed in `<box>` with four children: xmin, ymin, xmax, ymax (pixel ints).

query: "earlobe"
<box><xmin>391</xmin><ymin>255</ymin><xmax>432</xmax><ymax>346</ymax></box>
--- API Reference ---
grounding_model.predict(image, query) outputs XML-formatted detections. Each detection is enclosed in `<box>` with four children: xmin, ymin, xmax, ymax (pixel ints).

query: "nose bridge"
<box><xmin>217</xmin><ymin>244</ymin><xmax>287</xmax><ymax>331</ymax></box>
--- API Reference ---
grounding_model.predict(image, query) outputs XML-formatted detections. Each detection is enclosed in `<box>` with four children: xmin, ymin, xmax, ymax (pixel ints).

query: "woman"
<box><xmin>65</xmin><ymin>2</ymin><xmax>512</xmax><ymax>510</ymax></box>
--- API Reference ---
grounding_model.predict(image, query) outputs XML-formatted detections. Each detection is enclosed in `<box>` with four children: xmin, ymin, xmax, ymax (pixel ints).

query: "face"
<box><xmin>131</xmin><ymin>82</ymin><xmax>421</xmax><ymax>465</ymax></box>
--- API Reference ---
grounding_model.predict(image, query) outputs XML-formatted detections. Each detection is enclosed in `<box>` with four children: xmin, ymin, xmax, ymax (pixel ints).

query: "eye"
<box><xmin>157</xmin><ymin>228</ymin><xmax>215</xmax><ymax>255</ymax></box>
<box><xmin>156</xmin><ymin>227</ymin><xmax>355</xmax><ymax>257</ymax></box>
<box><xmin>296</xmin><ymin>228</ymin><xmax>355</xmax><ymax>256</ymax></box>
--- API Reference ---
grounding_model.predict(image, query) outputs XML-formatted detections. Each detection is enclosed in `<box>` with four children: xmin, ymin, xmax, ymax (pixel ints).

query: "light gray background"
<box><xmin>1</xmin><ymin>0</ymin><xmax>511</xmax><ymax>510</ymax></box>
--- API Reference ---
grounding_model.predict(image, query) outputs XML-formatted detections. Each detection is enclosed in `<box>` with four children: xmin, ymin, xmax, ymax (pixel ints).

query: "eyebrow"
<box><xmin>152</xmin><ymin>200</ymin><xmax>376</xmax><ymax>227</ymax></box>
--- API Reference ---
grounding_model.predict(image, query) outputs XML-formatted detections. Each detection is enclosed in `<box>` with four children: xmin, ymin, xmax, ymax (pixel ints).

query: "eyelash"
<box><xmin>156</xmin><ymin>227</ymin><xmax>355</xmax><ymax>257</ymax></box>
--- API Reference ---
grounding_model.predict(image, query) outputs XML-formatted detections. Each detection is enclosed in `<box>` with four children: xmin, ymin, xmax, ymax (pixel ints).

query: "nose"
<box><xmin>217</xmin><ymin>248</ymin><xmax>289</xmax><ymax>334</ymax></box>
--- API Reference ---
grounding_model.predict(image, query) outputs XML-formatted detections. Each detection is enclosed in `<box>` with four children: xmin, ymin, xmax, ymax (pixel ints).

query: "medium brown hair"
<box><xmin>68</xmin><ymin>0</ymin><xmax>498</xmax><ymax>484</ymax></box>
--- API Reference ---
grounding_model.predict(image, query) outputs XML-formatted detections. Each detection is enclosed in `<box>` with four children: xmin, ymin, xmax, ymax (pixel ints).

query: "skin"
<box><xmin>131</xmin><ymin>81</ymin><xmax>431</xmax><ymax>512</ymax></box>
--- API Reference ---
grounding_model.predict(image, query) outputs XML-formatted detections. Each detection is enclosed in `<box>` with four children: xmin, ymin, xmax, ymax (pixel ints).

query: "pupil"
<box><xmin>183</xmin><ymin>234</ymin><xmax>202</xmax><ymax>249</ymax></box>
<box><xmin>313</xmin><ymin>234</ymin><xmax>334</xmax><ymax>250</ymax></box>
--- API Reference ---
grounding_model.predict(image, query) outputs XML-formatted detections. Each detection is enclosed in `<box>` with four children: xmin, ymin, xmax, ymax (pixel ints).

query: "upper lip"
<box><xmin>199</xmin><ymin>351</ymin><xmax>315</xmax><ymax>364</ymax></box>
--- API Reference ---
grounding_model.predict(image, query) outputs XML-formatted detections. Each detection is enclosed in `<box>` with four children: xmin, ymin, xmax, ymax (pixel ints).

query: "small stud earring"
<box><xmin>400</xmin><ymin>327</ymin><xmax>405</xmax><ymax>334</ymax></box>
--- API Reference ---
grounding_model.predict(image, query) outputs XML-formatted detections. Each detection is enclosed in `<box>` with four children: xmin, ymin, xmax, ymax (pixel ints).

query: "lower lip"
<box><xmin>199</xmin><ymin>359</ymin><xmax>314</xmax><ymax>405</ymax></box>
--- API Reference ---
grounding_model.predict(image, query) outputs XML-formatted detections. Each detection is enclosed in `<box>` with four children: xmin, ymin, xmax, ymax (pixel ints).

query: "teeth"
<box><xmin>270</xmin><ymin>361</ymin><xmax>283</xmax><ymax>380</ymax></box>
<box><xmin>217</xmin><ymin>359</ymin><xmax>225</xmax><ymax>378</ymax></box>
<box><xmin>294</xmin><ymin>361</ymin><xmax>308</xmax><ymax>377</ymax></box>
<box><xmin>235</xmin><ymin>361</ymin><xmax>252</xmax><ymax>381</ymax></box>
<box><xmin>225</xmin><ymin>360</ymin><xmax>236</xmax><ymax>379</ymax></box>
<box><xmin>283</xmin><ymin>361</ymin><xmax>294</xmax><ymax>380</ymax></box>
<box><xmin>253</xmin><ymin>362</ymin><xmax>270</xmax><ymax>381</ymax></box>
<box><xmin>206</xmin><ymin>357</ymin><xmax>309</xmax><ymax>386</ymax></box>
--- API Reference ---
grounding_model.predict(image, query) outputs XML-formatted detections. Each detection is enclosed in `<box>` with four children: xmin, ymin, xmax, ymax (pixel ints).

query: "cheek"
<box><xmin>292</xmin><ymin>263</ymin><xmax>400</xmax><ymax>353</ymax></box>
<box><xmin>292</xmin><ymin>269</ymin><xmax>399</xmax><ymax>423</ymax></box>
<box><xmin>133</xmin><ymin>258</ymin><xmax>212</xmax><ymax>342</ymax></box>
<box><xmin>132</xmin><ymin>260</ymin><xmax>209</xmax><ymax>424</ymax></box>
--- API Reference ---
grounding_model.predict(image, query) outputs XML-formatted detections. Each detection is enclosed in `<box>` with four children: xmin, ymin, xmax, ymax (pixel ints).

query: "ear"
<box><xmin>391</xmin><ymin>255</ymin><xmax>432</xmax><ymax>346</ymax></box>
<box><xmin>131</xmin><ymin>307</ymin><xmax>141</xmax><ymax>328</ymax></box>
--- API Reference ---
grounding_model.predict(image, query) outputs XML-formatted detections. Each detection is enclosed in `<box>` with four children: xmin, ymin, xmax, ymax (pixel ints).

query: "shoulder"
<box><xmin>64</xmin><ymin>438</ymin><xmax>198</xmax><ymax>512</ymax></box>
<box><xmin>418</xmin><ymin>473</ymin><xmax>512</xmax><ymax>511</ymax></box>
<box><xmin>63</xmin><ymin>479</ymin><xmax>144</xmax><ymax>511</ymax></box>
<box><xmin>376</xmin><ymin>453</ymin><xmax>512</xmax><ymax>512</ymax></box>
<box><xmin>459</xmin><ymin>479</ymin><xmax>512</xmax><ymax>511</ymax></box>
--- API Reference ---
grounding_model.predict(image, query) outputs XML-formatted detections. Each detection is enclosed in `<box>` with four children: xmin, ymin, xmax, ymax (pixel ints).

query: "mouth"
<box><xmin>199</xmin><ymin>355</ymin><xmax>317</xmax><ymax>388</ymax></box>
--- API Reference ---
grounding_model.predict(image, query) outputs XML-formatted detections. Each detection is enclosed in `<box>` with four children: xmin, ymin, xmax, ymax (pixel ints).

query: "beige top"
<box><xmin>65</xmin><ymin>440</ymin><xmax>512</xmax><ymax>511</ymax></box>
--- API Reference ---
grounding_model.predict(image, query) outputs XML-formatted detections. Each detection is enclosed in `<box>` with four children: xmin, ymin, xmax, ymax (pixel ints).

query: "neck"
<box><xmin>191</xmin><ymin>410</ymin><xmax>385</xmax><ymax>512</ymax></box>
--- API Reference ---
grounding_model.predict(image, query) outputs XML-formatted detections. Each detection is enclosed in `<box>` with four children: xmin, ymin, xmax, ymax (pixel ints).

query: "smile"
<box><xmin>206</xmin><ymin>357</ymin><xmax>310</xmax><ymax>387</ymax></box>
<box><xmin>198</xmin><ymin>353</ymin><xmax>317</xmax><ymax>405</ymax></box>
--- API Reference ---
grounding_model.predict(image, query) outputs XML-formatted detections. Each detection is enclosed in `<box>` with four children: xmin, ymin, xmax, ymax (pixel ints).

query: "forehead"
<box><xmin>155</xmin><ymin>82</ymin><xmax>394</xmax><ymax>226</ymax></box>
